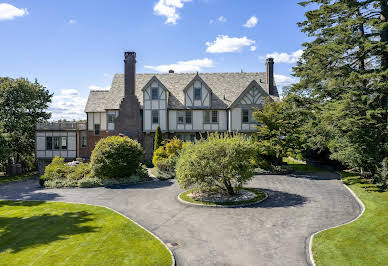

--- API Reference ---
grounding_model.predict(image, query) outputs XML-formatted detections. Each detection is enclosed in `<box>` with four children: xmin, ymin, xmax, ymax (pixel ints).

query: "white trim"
<box><xmin>308</xmin><ymin>175</ymin><xmax>365</xmax><ymax>266</ymax></box>
<box><xmin>6</xmin><ymin>199</ymin><xmax>175</xmax><ymax>266</ymax></box>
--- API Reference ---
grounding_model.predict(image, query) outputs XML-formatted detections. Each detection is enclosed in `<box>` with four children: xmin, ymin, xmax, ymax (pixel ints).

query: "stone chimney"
<box><xmin>266</xmin><ymin>58</ymin><xmax>275</xmax><ymax>95</ymax></box>
<box><xmin>124</xmin><ymin>51</ymin><xmax>136</xmax><ymax>96</ymax></box>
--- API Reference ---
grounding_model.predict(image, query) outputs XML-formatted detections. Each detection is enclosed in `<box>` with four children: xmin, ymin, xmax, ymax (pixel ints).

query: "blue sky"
<box><xmin>0</xmin><ymin>0</ymin><xmax>308</xmax><ymax>120</ymax></box>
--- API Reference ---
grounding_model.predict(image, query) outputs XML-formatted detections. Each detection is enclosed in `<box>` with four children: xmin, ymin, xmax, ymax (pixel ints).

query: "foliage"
<box><xmin>135</xmin><ymin>163</ymin><xmax>150</xmax><ymax>180</ymax></box>
<box><xmin>90</xmin><ymin>136</ymin><xmax>143</xmax><ymax>179</ymax></box>
<box><xmin>152</xmin><ymin>137</ymin><xmax>187</xmax><ymax>174</ymax></box>
<box><xmin>40</xmin><ymin>156</ymin><xmax>72</xmax><ymax>186</ymax></box>
<box><xmin>67</xmin><ymin>163</ymin><xmax>91</xmax><ymax>180</ymax></box>
<box><xmin>0</xmin><ymin>77</ymin><xmax>52</xmax><ymax>169</ymax></box>
<box><xmin>0</xmin><ymin>172</ymin><xmax>37</xmax><ymax>185</ymax></box>
<box><xmin>0</xmin><ymin>201</ymin><xmax>173</xmax><ymax>265</ymax></box>
<box><xmin>0</xmin><ymin>128</ymin><xmax>10</xmax><ymax>171</ymax></box>
<box><xmin>154</xmin><ymin>126</ymin><xmax>163</xmax><ymax>151</ymax></box>
<box><xmin>176</xmin><ymin>133</ymin><xmax>256</xmax><ymax>195</ymax></box>
<box><xmin>312</xmin><ymin>171</ymin><xmax>388</xmax><ymax>265</ymax></box>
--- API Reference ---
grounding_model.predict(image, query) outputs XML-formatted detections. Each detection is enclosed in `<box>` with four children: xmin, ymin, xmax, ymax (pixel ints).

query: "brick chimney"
<box><xmin>124</xmin><ymin>51</ymin><xmax>136</xmax><ymax>96</ymax></box>
<box><xmin>266</xmin><ymin>57</ymin><xmax>275</xmax><ymax>95</ymax></box>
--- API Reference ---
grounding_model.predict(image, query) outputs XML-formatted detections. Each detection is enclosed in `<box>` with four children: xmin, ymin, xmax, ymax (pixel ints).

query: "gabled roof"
<box><xmin>84</xmin><ymin>72</ymin><xmax>279</xmax><ymax>112</ymax></box>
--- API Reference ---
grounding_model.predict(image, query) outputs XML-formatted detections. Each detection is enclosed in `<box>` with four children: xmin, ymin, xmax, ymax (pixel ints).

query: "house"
<box><xmin>36</xmin><ymin>52</ymin><xmax>279</xmax><ymax>174</ymax></box>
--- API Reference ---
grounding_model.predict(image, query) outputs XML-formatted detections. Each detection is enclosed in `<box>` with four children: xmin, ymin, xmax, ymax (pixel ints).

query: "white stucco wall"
<box><xmin>143</xmin><ymin>80</ymin><xmax>167</xmax><ymax>131</ymax></box>
<box><xmin>36</xmin><ymin>131</ymin><xmax>77</xmax><ymax>159</ymax></box>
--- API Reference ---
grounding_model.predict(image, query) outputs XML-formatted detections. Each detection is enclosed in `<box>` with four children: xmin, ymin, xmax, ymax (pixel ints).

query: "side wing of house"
<box><xmin>229</xmin><ymin>81</ymin><xmax>268</xmax><ymax>132</ymax></box>
<box><xmin>143</xmin><ymin>77</ymin><xmax>168</xmax><ymax>132</ymax></box>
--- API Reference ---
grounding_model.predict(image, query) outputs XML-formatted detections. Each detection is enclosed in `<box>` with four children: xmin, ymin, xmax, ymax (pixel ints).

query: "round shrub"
<box><xmin>90</xmin><ymin>136</ymin><xmax>143</xmax><ymax>179</ymax></box>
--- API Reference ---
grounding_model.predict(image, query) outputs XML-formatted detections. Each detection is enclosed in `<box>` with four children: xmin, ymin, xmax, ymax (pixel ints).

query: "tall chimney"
<box><xmin>266</xmin><ymin>57</ymin><xmax>274</xmax><ymax>95</ymax></box>
<box><xmin>124</xmin><ymin>51</ymin><xmax>136</xmax><ymax>96</ymax></box>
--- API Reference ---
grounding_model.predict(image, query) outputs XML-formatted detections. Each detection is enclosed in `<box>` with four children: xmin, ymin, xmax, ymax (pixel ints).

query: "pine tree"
<box><xmin>154</xmin><ymin>126</ymin><xmax>163</xmax><ymax>151</ymax></box>
<box><xmin>292</xmin><ymin>0</ymin><xmax>388</xmax><ymax>178</ymax></box>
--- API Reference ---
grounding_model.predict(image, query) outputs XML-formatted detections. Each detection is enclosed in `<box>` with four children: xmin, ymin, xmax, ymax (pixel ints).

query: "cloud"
<box><xmin>205</xmin><ymin>35</ymin><xmax>255</xmax><ymax>53</ymax></box>
<box><xmin>218</xmin><ymin>16</ymin><xmax>227</xmax><ymax>23</ymax></box>
<box><xmin>243</xmin><ymin>16</ymin><xmax>258</xmax><ymax>28</ymax></box>
<box><xmin>144</xmin><ymin>58</ymin><xmax>214</xmax><ymax>73</ymax></box>
<box><xmin>48</xmin><ymin>89</ymin><xmax>87</xmax><ymax>121</ymax></box>
<box><xmin>88</xmin><ymin>85</ymin><xmax>110</xmax><ymax>91</ymax></box>
<box><xmin>0</xmin><ymin>3</ymin><xmax>28</xmax><ymax>21</ymax></box>
<box><xmin>153</xmin><ymin>0</ymin><xmax>191</xmax><ymax>24</ymax></box>
<box><xmin>250</xmin><ymin>46</ymin><xmax>257</xmax><ymax>51</ymax></box>
<box><xmin>68</xmin><ymin>19</ymin><xmax>77</xmax><ymax>24</ymax></box>
<box><xmin>274</xmin><ymin>74</ymin><xmax>297</xmax><ymax>86</ymax></box>
<box><xmin>265</xmin><ymin>49</ymin><xmax>303</xmax><ymax>64</ymax></box>
<box><xmin>60</xmin><ymin>89</ymin><xmax>79</xmax><ymax>95</ymax></box>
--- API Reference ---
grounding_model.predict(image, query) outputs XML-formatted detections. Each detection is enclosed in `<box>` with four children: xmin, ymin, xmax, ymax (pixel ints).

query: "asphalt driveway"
<box><xmin>0</xmin><ymin>172</ymin><xmax>361</xmax><ymax>266</ymax></box>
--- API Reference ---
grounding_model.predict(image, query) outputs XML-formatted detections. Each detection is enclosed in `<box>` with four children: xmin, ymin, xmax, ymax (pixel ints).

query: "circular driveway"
<box><xmin>0</xmin><ymin>172</ymin><xmax>361</xmax><ymax>266</ymax></box>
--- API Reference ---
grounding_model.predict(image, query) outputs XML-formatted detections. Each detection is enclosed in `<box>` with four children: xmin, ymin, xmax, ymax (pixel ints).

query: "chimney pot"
<box><xmin>169</xmin><ymin>69</ymin><xmax>174</xmax><ymax>73</ymax></box>
<box><xmin>124</xmin><ymin>51</ymin><xmax>136</xmax><ymax>96</ymax></box>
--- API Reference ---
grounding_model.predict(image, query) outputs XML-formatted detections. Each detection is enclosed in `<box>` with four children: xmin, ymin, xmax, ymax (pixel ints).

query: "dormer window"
<box><xmin>194</xmin><ymin>88</ymin><xmax>201</xmax><ymax>100</ymax></box>
<box><xmin>152</xmin><ymin>87</ymin><xmax>159</xmax><ymax>100</ymax></box>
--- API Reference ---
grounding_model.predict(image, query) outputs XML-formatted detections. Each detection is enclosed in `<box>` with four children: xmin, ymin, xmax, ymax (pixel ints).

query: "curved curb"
<box><xmin>307</xmin><ymin>177</ymin><xmax>365</xmax><ymax>266</ymax></box>
<box><xmin>177</xmin><ymin>189</ymin><xmax>268</xmax><ymax>208</ymax></box>
<box><xmin>1</xmin><ymin>199</ymin><xmax>175</xmax><ymax>266</ymax></box>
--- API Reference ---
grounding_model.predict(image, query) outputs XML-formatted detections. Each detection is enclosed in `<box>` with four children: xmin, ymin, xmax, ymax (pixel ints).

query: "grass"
<box><xmin>0</xmin><ymin>201</ymin><xmax>172</xmax><ymax>266</ymax></box>
<box><xmin>0</xmin><ymin>172</ymin><xmax>37</xmax><ymax>185</ymax></box>
<box><xmin>283</xmin><ymin>157</ymin><xmax>327</xmax><ymax>173</ymax></box>
<box><xmin>179</xmin><ymin>188</ymin><xmax>266</xmax><ymax>206</ymax></box>
<box><xmin>312</xmin><ymin>171</ymin><xmax>388</xmax><ymax>265</ymax></box>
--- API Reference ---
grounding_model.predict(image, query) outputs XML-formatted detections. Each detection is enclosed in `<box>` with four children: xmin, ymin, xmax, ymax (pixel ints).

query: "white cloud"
<box><xmin>153</xmin><ymin>0</ymin><xmax>191</xmax><ymax>25</ymax></box>
<box><xmin>274</xmin><ymin>74</ymin><xmax>297</xmax><ymax>86</ymax></box>
<box><xmin>68</xmin><ymin>19</ymin><xmax>77</xmax><ymax>24</ymax></box>
<box><xmin>144</xmin><ymin>58</ymin><xmax>214</xmax><ymax>73</ymax></box>
<box><xmin>243</xmin><ymin>16</ymin><xmax>258</xmax><ymax>28</ymax></box>
<box><xmin>250</xmin><ymin>46</ymin><xmax>256</xmax><ymax>51</ymax></box>
<box><xmin>0</xmin><ymin>3</ymin><xmax>28</xmax><ymax>21</ymax></box>
<box><xmin>88</xmin><ymin>85</ymin><xmax>109</xmax><ymax>91</ymax></box>
<box><xmin>218</xmin><ymin>16</ymin><xmax>227</xmax><ymax>23</ymax></box>
<box><xmin>60</xmin><ymin>89</ymin><xmax>79</xmax><ymax>95</ymax></box>
<box><xmin>48</xmin><ymin>89</ymin><xmax>87</xmax><ymax>121</ymax></box>
<box><xmin>265</xmin><ymin>49</ymin><xmax>303</xmax><ymax>64</ymax></box>
<box><xmin>205</xmin><ymin>35</ymin><xmax>255</xmax><ymax>53</ymax></box>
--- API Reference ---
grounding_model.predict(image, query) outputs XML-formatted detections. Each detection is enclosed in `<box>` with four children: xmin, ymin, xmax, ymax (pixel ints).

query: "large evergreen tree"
<box><xmin>291</xmin><ymin>0</ymin><xmax>388</xmax><ymax>178</ymax></box>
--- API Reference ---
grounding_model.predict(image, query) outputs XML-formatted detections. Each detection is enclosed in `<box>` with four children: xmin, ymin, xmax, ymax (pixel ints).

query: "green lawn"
<box><xmin>283</xmin><ymin>157</ymin><xmax>327</xmax><ymax>172</ymax></box>
<box><xmin>0</xmin><ymin>172</ymin><xmax>37</xmax><ymax>185</ymax></box>
<box><xmin>0</xmin><ymin>201</ymin><xmax>172</xmax><ymax>266</ymax></box>
<box><xmin>312</xmin><ymin>172</ymin><xmax>388</xmax><ymax>265</ymax></box>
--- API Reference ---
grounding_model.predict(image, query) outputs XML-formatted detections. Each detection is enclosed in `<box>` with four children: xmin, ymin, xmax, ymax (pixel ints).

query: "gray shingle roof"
<box><xmin>84</xmin><ymin>72</ymin><xmax>279</xmax><ymax>112</ymax></box>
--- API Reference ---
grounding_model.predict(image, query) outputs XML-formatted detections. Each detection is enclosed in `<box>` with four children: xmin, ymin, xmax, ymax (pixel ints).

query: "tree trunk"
<box><xmin>223</xmin><ymin>179</ymin><xmax>235</xmax><ymax>196</ymax></box>
<box><xmin>381</xmin><ymin>0</ymin><xmax>388</xmax><ymax>69</ymax></box>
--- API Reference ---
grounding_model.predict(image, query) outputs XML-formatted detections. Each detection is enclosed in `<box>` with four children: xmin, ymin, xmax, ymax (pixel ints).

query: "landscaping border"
<box><xmin>3</xmin><ymin>199</ymin><xmax>175</xmax><ymax>266</ymax></box>
<box><xmin>307</xmin><ymin>174</ymin><xmax>365</xmax><ymax>266</ymax></box>
<box><xmin>177</xmin><ymin>189</ymin><xmax>268</xmax><ymax>208</ymax></box>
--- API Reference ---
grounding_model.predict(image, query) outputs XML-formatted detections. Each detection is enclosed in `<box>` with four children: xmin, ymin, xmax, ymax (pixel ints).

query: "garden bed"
<box><xmin>178</xmin><ymin>188</ymin><xmax>267</xmax><ymax>207</ymax></box>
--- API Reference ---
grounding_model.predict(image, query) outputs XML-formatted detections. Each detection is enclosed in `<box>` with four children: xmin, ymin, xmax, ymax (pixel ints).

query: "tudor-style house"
<box><xmin>35</xmin><ymin>52</ymin><xmax>279</xmax><ymax>174</ymax></box>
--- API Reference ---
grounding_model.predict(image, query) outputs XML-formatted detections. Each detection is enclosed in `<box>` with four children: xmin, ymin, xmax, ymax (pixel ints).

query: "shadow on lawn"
<box><xmin>0</xmin><ymin>211</ymin><xmax>99</xmax><ymax>253</ymax></box>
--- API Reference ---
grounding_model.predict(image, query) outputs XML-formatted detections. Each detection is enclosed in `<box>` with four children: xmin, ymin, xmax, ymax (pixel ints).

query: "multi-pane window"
<box><xmin>242</xmin><ymin>109</ymin><xmax>250</xmax><ymax>123</ymax></box>
<box><xmin>212</xmin><ymin>110</ymin><xmax>218</xmax><ymax>123</ymax></box>
<box><xmin>53</xmin><ymin>136</ymin><xmax>60</xmax><ymax>150</ymax></box>
<box><xmin>204</xmin><ymin>111</ymin><xmax>210</xmax><ymax>123</ymax></box>
<box><xmin>94</xmin><ymin>124</ymin><xmax>100</xmax><ymax>136</ymax></box>
<box><xmin>177</xmin><ymin>111</ymin><xmax>192</xmax><ymax>124</ymax></box>
<box><xmin>46</xmin><ymin>136</ymin><xmax>53</xmax><ymax>150</ymax></box>
<box><xmin>152</xmin><ymin>87</ymin><xmax>159</xmax><ymax>100</ymax></box>
<box><xmin>61</xmin><ymin>136</ymin><xmax>67</xmax><ymax>149</ymax></box>
<box><xmin>81</xmin><ymin>134</ymin><xmax>87</xmax><ymax>148</ymax></box>
<box><xmin>177</xmin><ymin>112</ymin><xmax>185</xmax><ymax>124</ymax></box>
<box><xmin>185</xmin><ymin>111</ymin><xmax>192</xmax><ymax>124</ymax></box>
<box><xmin>152</xmin><ymin>110</ymin><xmax>159</xmax><ymax>124</ymax></box>
<box><xmin>194</xmin><ymin>88</ymin><xmax>201</xmax><ymax>100</ymax></box>
<box><xmin>107</xmin><ymin>113</ymin><xmax>115</xmax><ymax>123</ymax></box>
<box><xmin>204</xmin><ymin>110</ymin><xmax>218</xmax><ymax>123</ymax></box>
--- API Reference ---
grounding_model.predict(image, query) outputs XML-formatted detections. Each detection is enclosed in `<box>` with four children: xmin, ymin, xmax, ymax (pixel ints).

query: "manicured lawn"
<box><xmin>283</xmin><ymin>157</ymin><xmax>327</xmax><ymax>172</ymax></box>
<box><xmin>312</xmin><ymin>172</ymin><xmax>388</xmax><ymax>265</ymax></box>
<box><xmin>179</xmin><ymin>188</ymin><xmax>266</xmax><ymax>206</ymax></box>
<box><xmin>0</xmin><ymin>172</ymin><xmax>37</xmax><ymax>185</ymax></box>
<box><xmin>0</xmin><ymin>201</ymin><xmax>172</xmax><ymax>266</ymax></box>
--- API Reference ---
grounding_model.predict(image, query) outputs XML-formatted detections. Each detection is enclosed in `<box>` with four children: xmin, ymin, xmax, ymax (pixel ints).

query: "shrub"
<box><xmin>90</xmin><ymin>136</ymin><xmax>143</xmax><ymax>179</ymax></box>
<box><xmin>176</xmin><ymin>133</ymin><xmax>256</xmax><ymax>195</ymax></box>
<box><xmin>153</xmin><ymin>137</ymin><xmax>187</xmax><ymax>173</ymax></box>
<box><xmin>154</xmin><ymin>126</ymin><xmax>163</xmax><ymax>151</ymax></box>
<box><xmin>135</xmin><ymin>163</ymin><xmax>150</xmax><ymax>180</ymax></box>
<box><xmin>67</xmin><ymin>163</ymin><xmax>91</xmax><ymax>180</ymax></box>
<box><xmin>40</xmin><ymin>156</ymin><xmax>72</xmax><ymax>186</ymax></box>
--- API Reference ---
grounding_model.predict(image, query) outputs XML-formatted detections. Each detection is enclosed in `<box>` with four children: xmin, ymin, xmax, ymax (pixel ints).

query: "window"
<box><xmin>212</xmin><ymin>110</ymin><xmax>218</xmax><ymax>123</ymax></box>
<box><xmin>177</xmin><ymin>111</ymin><xmax>184</xmax><ymax>124</ymax></box>
<box><xmin>152</xmin><ymin>87</ymin><xmax>159</xmax><ymax>100</ymax></box>
<box><xmin>107</xmin><ymin>113</ymin><xmax>115</xmax><ymax>123</ymax></box>
<box><xmin>152</xmin><ymin>110</ymin><xmax>159</xmax><ymax>124</ymax></box>
<box><xmin>53</xmin><ymin>136</ymin><xmax>60</xmax><ymax>150</ymax></box>
<box><xmin>61</xmin><ymin>136</ymin><xmax>67</xmax><ymax>150</ymax></box>
<box><xmin>204</xmin><ymin>111</ymin><xmax>210</xmax><ymax>123</ymax></box>
<box><xmin>242</xmin><ymin>109</ymin><xmax>249</xmax><ymax>123</ymax></box>
<box><xmin>81</xmin><ymin>134</ymin><xmax>87</xmax><ymax>148</ymax></box>
<box><xmin>94</xmin><ymin>124</ymin><xmax>100</xmax><ymax>136</ymax></box>
<box><xmin>194</xmin><ymin>88</ymin><xmax>201</xmax><ymax>100</ymax></box>
<box><xmin>185</xmin><ymin>111</ymin><xmax>192</xmax><ymax>124</ymax></box>
<box><xmin>46</xmin><ymin>136</ymin><xmax>53</xmax><ymax>150</ymax></box>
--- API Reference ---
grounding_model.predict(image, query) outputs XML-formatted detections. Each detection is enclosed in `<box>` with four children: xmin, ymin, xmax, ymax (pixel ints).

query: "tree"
<box><xmin>0</xmin><ymin>77</ymin><xmax>52</xmax><ymax>168</ymax></box>
<box><xmin>0</xmin><ymin>127</ymin><xmax>10</xmax><ymax>172</ymax></box>
<box><xmin>176</xmin><ymin>133</ymin><xmax>256</xmax><ymax>195</ymax></box>
<box><xmin>154</xmin><ymin>126</ymin><xmax>163</xmax><ymax>152</ymax></box>
<box><xmin>291</xmin><ymin>0</ymin><xmax>388</xmax><ymax>178</ymax></box>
